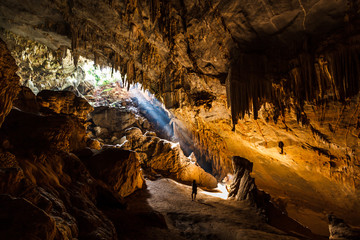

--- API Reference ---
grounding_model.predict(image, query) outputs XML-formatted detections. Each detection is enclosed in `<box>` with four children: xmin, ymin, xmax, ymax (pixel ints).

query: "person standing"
<box><xmin>192</xmin><ymin>180</ymin><xmax>197</xmax><ymax>201</ymax></box>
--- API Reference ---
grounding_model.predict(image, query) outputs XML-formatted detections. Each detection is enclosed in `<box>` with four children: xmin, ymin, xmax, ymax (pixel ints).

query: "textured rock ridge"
<box><xmin>0</xmin><ymin>90</ymin><xmax>151</xmax><ymax>239</ymax></box>
<box><xmin>121</xmin><ymin>127</ymin><xmax>218</xmax><ymax>189</ymax></box>
<box><xmin>0</xmin><ymin>39</ymin><xmax>20</xmax><ymax>127</ymax></box>
<box><xmin>37</xmin><ymin>90</ymin><xmax>94</xmax><ymax>122</ymax></box>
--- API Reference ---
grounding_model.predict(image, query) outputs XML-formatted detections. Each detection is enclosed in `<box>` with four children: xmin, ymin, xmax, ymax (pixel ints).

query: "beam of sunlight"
<box><xmin>129</xmin><ymin>83</ymin><xmax>175</xmax><ymax>139</ymax></box>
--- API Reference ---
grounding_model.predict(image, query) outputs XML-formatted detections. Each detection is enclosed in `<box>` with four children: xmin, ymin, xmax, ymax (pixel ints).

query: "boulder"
<box><xmin>91</xmin><ymin>106</ymin><xmax>137</xmax><ymax>133</ymax></box>
<box><xmin>0</xmin><ymin>109</ymin><xmax>87</xmax><ymax>152</ymax></box>
<box><xmin>123</xmin><ymin>127</ymin><xmax>217</xmax><ymax>189</ymax></box>
<box><xmin>83</xmin><ymin>148</ymin><xmax>144</xmax><ymax>197</ymax></box>
<box><xmin>94</xmin><ymin>126</ymin><xmax>110</xmax><ymax>139</ymax></box>
<box><xmin>37</xmin><ymin>90</ymin><xmax>93</xmax><ymax>122</ymax></box>
<box><xmin>87</xmin><ymin>138</ymin><xmax>102</xmax><ymax>150</ymax></box>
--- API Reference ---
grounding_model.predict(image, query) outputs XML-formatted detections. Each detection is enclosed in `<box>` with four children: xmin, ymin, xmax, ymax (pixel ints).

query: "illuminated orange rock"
<box><xmin>228</xmin><ymin>156</ymin><xmax>270</xmax><ymax>211</ymax></box>
<box><xmin>122</xmin><ymin>127</ymin><xmax>217</xmax><ymax>189</ymax></box>
<box><xmin>37</xmin><ymin>90</ymin><xmax>93</xmax><ymax>122</ymax></box>
<box><xmin>83</xmin><ymin>148</ymin><xmax>144</xmax><ymax>197</ymax></box>
<box><xmin>0</xmin><ymin>109</ymin><xmax>87</xmax><ymax>152</ymax></box>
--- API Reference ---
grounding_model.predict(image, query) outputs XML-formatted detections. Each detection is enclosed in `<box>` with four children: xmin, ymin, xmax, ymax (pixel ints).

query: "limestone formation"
<box><xmin>0</xmin><ymin>30</ymin><xmax>85</xmax><ymax>94</ymax></box>
<box><xmin>0</xmin><ymin>106</ymin><xmax>127</xmax><ymax>239</ymax></box>
<box><xmin>82</xmin><ymin>148</ymin><xmax>144</xmax><ymax>197</ymax></box>
<box><xmin>0</xmin><ymin>39</ymin><xmax>20</xmax><ymax>127</ymax></box>
<box><xmin>122</xmin><ymin>127</ymin><xmax>218</xmax><ymax>189</ymax></box>
<box><xmin>1</xmin><ymin>0</ymin><xmax>360</xmax><ymax>237</ymax></box>
<box><xmin>228</xmin><ymin>156</ymin><xmax>270</xmax><ymax>211</ymax></box>
<box><xmin>37</xmin><ymin>90</ymin><xmax>93</xmax><ymax>122</ymax></box>
<box><xmin>91</xmin><ymin>106</ymin><xmax>138</xmax><ymax>133</ymax></box>
<box><xmin>0</xmin><ymin>109</ymin><xmax>87</xmax><ymax>152</ymax></box>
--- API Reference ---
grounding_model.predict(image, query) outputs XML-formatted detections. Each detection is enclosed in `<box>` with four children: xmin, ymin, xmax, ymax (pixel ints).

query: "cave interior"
<box><xmin>1</xmin><ymin>0</ymin><xmax>360</xmax><ymax>239</ymax></box>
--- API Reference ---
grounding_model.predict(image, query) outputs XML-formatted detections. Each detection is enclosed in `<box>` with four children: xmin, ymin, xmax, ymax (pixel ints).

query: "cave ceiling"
<box><xmin>0</xmin><ymin>0</ymin><xmax>354</xmax><ymax>96</ymax></box>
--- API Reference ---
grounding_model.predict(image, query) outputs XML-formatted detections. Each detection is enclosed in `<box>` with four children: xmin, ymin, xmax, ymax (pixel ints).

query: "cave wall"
<box><xmin>0</xmin><ymin>30</ymin><xmax>86</xmax><ymax>94</ymax></box>
<box><xmin>0</xmin><ymin>38</ymin><xmax>20</xmax><ymax>127</ymax></box>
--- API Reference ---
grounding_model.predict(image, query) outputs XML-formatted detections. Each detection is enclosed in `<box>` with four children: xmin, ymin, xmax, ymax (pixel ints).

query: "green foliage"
<box><xmin>102</xmin><ymin>88</ymin><xmax>114</xmax><ymax>92</ymax></box>
<box><xmin>85</xmin><ymin>63</ymin><xmax>120</xmax><ymax>87</ymax></box>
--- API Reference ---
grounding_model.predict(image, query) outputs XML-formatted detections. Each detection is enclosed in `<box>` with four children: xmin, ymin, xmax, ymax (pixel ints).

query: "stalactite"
<box><xmin>150</xmin><ymin>0</ymin><xmax>160</xmax><ymax>23</ymax></box>
<box><xmin>226</xmin><ymin>53</ymin><xmax>270</xmax><ymax>125</ymax></box>
<box><xmin>326</xmin><ymin>45</ymin><xmax>360</xmax><ymax>101</ymax></box>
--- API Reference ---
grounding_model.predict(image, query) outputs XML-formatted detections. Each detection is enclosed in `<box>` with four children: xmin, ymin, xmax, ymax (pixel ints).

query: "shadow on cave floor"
<box><xmin>107</xmin><ymin>177</ymin><xmax>325</xmax><ymax>240</ymax></box>
<box><xmin>103</xmin><ymin>183</ymin><xmax>185</xmax><ymax>240</ymax></box>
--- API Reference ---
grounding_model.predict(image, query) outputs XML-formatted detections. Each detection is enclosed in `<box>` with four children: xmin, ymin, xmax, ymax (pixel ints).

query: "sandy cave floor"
<box><xmin>105</xmin><ymin>178</ymin><xmax>326</xmax><ymax>240</ymax></box>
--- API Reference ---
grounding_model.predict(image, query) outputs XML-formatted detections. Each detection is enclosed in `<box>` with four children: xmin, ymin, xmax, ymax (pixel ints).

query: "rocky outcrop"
<box><xmin>0</xmin><ymin>109</ymin><xmax>87</xmax><ymax>152</ymax></box>
<box><xmin>0</xmin><ymin>142</ymin><xmax>119</xmax><ymax>239</ymax></box>
<box><xmin>0</xmin><ymin>90</ymin><xmax>154</xmax><ymax>239</ymax></box>
<box><xmin>328</xmin><ymin>215</ymin><xmax>360</xmax><ymax>240</ymax></box>
<box><xmin>0</xmin><ymin>194</ymin><xmax>58</xmax><ymax>240</ymax></box>
<box><xmin>89</xmin><ymin>105</ymin><xmax>151</xmax><ymax>144</ymax></box>
<box><xmin>228</xmin><ymin>156</ymin><xmax>270</xmax><ymax>211</ymax></box>
<box><xmin>0</xmin><ymin>38</ymin><xmax>20</xmax><ymax>127</ymax></box>
<box><xmin>82</xmin><ymin>148</ymin><xmax>144</xmax><ymax>197</ymax></box>
<box><xmin>91</xmin><ymin>106</ymin><xmax>139</xmax><ymax>133</ymax></box>
<box><xmin>37</xmin><ymin>90</ymin><xmax>93</xmax><ymax>122</ymax></box>
<box><xmin>122</xmin><ymin>127</ymin><xmax>218</xmax><ymax>189</ymax></box>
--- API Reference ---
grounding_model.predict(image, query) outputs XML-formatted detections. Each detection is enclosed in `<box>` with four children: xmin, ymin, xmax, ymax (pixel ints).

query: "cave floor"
<box><xmin>106</xmin><ymin>178</ymin><xmax>326</xmax><ymax>240</ymax></box>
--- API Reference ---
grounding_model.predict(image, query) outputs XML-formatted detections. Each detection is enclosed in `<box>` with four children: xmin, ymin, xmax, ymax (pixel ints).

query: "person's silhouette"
<box><xmin>192</xmin><ymin>180</ymin><xmax>197</xmax><ymax>201</ymax></box>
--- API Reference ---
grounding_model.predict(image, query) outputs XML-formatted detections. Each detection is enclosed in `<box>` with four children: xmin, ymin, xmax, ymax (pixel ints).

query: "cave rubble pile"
<box><xmin>0</xmin><ymin>85</ymin><xmax>150</xmax><ymax>239</ymax></box>
<box><xmin>87</xmin><ymin>102</ymin><xmax>218</xmax><ymax>189</ymax></box>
